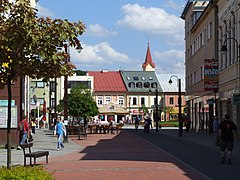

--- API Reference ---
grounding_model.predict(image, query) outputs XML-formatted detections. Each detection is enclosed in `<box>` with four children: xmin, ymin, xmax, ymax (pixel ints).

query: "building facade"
<box><xmin>217</xmin><ymin>0</ymin><xmax>240</xmax><ymax>129</ymax></box>
<box><xmin>182</xmin><ymin>0</ymin><xmax>240</xmax><ymax>132</ymax></box>
<box><xmin>181</xmin><ymin>0</ymin><xmax>218</xmax><ymax>132</ymax></box>
<box><xmin>157</xmin><ymin>74</ymin><xmax>186</xmax><ymax>121</ymax></box>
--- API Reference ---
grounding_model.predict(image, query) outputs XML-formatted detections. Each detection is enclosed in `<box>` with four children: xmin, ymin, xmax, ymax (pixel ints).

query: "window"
<box><xmin>37</xmin><ymin>98</ymin><xmax>44</xmax><ymax>105</ymax></box>
<box><xmin>133</xmin><ymin>97</ymin><xmax>137</xmax><ymax>105</ymax></box>
<box><xmin>151</xmin><ymin>82</ymin><xmax>157</xmax><ymax>88</ymax></box>
<box><xmin>97</xmin><ymin>96</ymin><xmax>103</xmax><ymax>105</ymax></box>
<box><xmin>207</xmin><ymin>21</ymin><xmax>212</xmax><ymax>39</ymax></box>
<box><xmin>169</xmin><ymin>97</ymin><xmax>174</xmax><ymax>105</ymax></box>
<box><xmin>141</xmin><ymin>97</ymin><xmax>145</xmax><ymax>105</ymax></box>
<box><xmin>143</xmin><ymin>82</ymin><xmax>150</xmax><ymax>88</ymax></box>
<box><xmin>36</xmin><ymin>81</ymin><xmax>44</xmax><ymax>88</ymax></box>
<box><xmin>133</xmin><ymin>77</ymin><xmax>139</xmax><ymax>81</ymax></box>
<box><xmin>118</xmin><ymin>96</ymin><xmax>124</xmax><ymax>105</ymax></box>
<box><xmin>128</xmin><ymin>82</ymin><xmax>135</xmax><ymax>88</ymax></box>
<box><xmin>105</xmin><ymin>96</ymin><xmax>111</xmax><ymax>103</ymax></box>
<box><xmin>136</xmin><ymin>82</ymin><xmax>142</xmax><ymax>88</ymax></box>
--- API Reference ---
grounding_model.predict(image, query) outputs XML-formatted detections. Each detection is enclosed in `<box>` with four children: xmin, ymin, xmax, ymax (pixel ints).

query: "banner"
<box><xmin>204</xmin><ymin>58</ymin><xmax>218</xmax><ymax>91</ymax></box>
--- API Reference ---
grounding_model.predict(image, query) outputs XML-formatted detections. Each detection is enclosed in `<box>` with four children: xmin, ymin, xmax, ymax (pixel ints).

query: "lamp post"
<box><xmin>221</xmin><ymin>37</ymin><xmax>240</xmax><ymax>89</ymax></box>
<box><xmin>149</xmin><ymin>88</ymin><xmax>159</xmax><ymax>132</ymax></box>
<box><xmin>63</xmin><ymin>44</ymin><xmax>70</xmax><ymax>143</ymax></box>
<box><xmin>63</xmin><ymin>43</ymin><xmax>82</xmax><ymax>143</ymax></box>
<box><xmin>169</xmin><ymin>75</ymin><xmax>182</xmax><ymax>137</ymax></box>
<box><xmin>155</xmin><ymin>88</ymin><xmax>159</xmax><ymax>132</ymax></box>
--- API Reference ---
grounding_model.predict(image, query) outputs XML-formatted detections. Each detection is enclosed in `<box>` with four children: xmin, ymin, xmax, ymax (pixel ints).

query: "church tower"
<box><xmin>142</xmin><ymin>42</ymin><xmax>156</xmax><ymax>71</ymax></box>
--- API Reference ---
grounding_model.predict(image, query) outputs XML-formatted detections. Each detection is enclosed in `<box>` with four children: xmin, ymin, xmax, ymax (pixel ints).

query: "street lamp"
<box><xmin>220</xmin><ymin>37</ymin><xmax>240</xmax><ymax>88</ymax></box>
<box><xmin>149</xmin><ymin>88</ymin><xmax>159</xmax><ymax>132</ymax></box>
<box><xmin>155</xmin><ymin>88</ymin><xmax>159</xmax><ymax>132</ymax></box>
<box><xmin>169</xmin><ymin>75</ymin><xmax>182</xmax><ymax>137</ymax></box>
<box><xmin>63</xmin><ymin>43</ymin><xmax>82</xmax><ymax>143</ymax></box>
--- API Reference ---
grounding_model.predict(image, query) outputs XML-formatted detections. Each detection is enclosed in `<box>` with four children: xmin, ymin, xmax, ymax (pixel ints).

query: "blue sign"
<box><xmin>0</xmin><ymin>100</ymin><xmax>15</xmax><ymax>106</ymax></box>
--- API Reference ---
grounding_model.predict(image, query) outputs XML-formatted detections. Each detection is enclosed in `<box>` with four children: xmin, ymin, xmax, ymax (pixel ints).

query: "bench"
<box><xmin>20</xmin><ymin>142</ymin><xmax>49</xmax><ymax>166</ymax></box>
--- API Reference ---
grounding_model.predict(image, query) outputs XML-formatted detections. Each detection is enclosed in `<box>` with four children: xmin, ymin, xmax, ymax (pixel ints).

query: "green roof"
<box><xmin>120</xmin><ymin>71</ymin><xmax>163</xmax><ymax>93</ymax></box>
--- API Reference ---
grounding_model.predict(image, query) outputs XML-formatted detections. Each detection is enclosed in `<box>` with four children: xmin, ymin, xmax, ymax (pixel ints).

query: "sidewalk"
<box><xmin>44</xmin><ymin>130</ymin><xmax>210</xmax><ymax>180</ymax></box>
<box><xmin>0</xmin><ymin>129</ymin><xmax>81</xmax><ymax>167</ymax></box>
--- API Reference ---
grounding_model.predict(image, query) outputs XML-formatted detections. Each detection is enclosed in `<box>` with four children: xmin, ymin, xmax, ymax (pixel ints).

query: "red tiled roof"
<box><xmin>142</xmin><ymin>43</ymin><xmax>156</xmax><ymax>68</ymax></box>
<box><xmin>88</xmin><ymin>71</ymin><xmax>127</xmax><ymax>92</ymax></box>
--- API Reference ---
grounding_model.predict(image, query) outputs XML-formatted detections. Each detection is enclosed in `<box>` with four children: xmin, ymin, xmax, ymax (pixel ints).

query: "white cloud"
<box><xmin>86</xmin><ymin>24</ymin><xmax>118</xmax><ymax>37</ymax></box>
<box><xmin>154</xmin><ymin>49</ymin><xmax>185</xmax><ymax>74</ymax></box>
<box><xmin>165</xmin><ymin>0</ymin><xmax>180</xmax><ymax>10</ymax></box>
<box><xmin>70</xmin><ymin>42</ymin><xmax>131</xmax><ymax>70</ymax></box>
<box><xmin>116</xmin><ymin>4</ymin><xmax>184</xmax><ymax>36</ymax></box>
<box><xmin>36</xmin><ymin>4</ymin><xmax>54</xmax><ymax>17</ymax></box>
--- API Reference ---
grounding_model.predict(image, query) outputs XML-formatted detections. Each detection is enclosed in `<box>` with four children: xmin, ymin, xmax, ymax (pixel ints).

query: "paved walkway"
<box><xmin>0</xmin><ymin>129</ymin><xmax>81</xmax><ymax>166</ymax></box>
<box><xmin>2</xmin><ymin>126</ymin><xmax>239</xmax><ymax>179</ymax></box>
<box><xmin>44</xmin><ymin>130</ymin><xmax>209</xmax><ymax>180</ymax></box>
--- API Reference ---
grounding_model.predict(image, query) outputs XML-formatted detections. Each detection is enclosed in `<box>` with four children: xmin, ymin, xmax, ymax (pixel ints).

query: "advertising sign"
<box><xmin>204</xmin><ymin>58</ymin><xmax>219</xmax><ymax>91</ymax></box>
<box><xmin>0</xmin><ymin>106</ymin><xmax>18</xmax><ymax>128</ymax></box>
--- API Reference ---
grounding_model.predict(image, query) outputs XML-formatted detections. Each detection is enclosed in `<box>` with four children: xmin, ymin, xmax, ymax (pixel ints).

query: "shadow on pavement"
<box><xmin>71</xmin><ymin>130</ymin><xmax>208</xmax><ymax>180</ymax></box>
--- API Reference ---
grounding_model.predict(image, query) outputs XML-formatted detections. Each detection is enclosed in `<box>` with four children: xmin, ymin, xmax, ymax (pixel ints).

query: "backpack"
<box><xmin>19</xmin><ymin>122</ymin><xmax>24</xmax><ymax>132</ymax></box>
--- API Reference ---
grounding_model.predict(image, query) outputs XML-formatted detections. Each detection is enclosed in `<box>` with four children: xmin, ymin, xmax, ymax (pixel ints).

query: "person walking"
<box><xmin>54</xmin><ymin>118</ymin><xmax>66</xmax><ymax>151</ymax></box>
<box><xmin>213</xmin><ymin>116</ymin><xmax>220</xmax><ymax>146</ymax></box>
<box><xmin>218</xmin><ymin>114</ymin><xmax>239</xmax><ymax>164</ymax></box>
<box><xmin>144</xmin><ymin>116</ymin><xmax>151</xmax><ymax>133</ymax></box>
<box><xmin>184</xmin><ymin>115</ymin><xmax>191</xmax><ymax>133</ymax></box>
<box><xmin>16</xmin><ymin>115</ymin><xmax>29</xmax><ymax>149</ymax></box>
<box><xmin>135</xmin><ymin>116</ymin><xmax>140</xmax><ymax>132</ymax></box>
<box><xmin>31</xmin><ymin>119</ymin><xmax>36</xmax><ymax>134</ymax></box>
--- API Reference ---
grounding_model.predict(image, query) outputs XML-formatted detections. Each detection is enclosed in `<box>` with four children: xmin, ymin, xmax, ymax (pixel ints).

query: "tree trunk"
<box><xmin>7</xmin><ymin>76</ymin><xmax>12</xmax><ymax>168</ymax></box>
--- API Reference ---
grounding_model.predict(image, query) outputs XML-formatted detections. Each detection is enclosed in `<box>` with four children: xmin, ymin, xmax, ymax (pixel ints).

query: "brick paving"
<box><xmin>44</xmin><ymin>131</ymin><xmax>209</xmax><ymax>180</ymax></box>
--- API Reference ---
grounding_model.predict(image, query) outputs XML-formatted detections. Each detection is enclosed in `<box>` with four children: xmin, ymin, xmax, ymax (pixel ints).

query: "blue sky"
<box><xmin>37</xmin><ymin>0</ymin><xmax>187</xmax><ymax>74</ymax></box>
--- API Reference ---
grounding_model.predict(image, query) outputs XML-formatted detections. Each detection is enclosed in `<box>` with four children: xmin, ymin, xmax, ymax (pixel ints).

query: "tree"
<box><xmin>56</xmin><ymin>99</ymin><xmax>64</xmax><ymax>114</ymax></box>
<box><xmin>0</xmin><ymin>0</ymin><xmax>85</xmax><ymax>168</ymax></box>
<box><xmin>68</xmin><ymin>85</ymin><xmax>99</xmax><ymax>120</ymax></box>
<box><xmin>75</xmin><ymin>70</ymin><xmax>87</xmax><ymax>76</ymax></box>
<box><xmin>165</xmin><ymin>106</ymin><xmax>175</xmax><ymax>120</ymax></box>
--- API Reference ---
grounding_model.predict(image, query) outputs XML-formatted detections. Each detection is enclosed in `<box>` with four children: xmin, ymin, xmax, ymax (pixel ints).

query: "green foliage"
<box><xmin>56</xmin><ymin>99</ymin><xmax>64</xmax><ymax>113</ymax></box>
<box><xmin>0</xmin><ymin>0</ymin><xmax>85</xmax><ymax>167</ymax></box>
<box><xmin>69</xmin><ymin>85</ymin><xmax>99</xmax><ymax>119</ymax></box>
<box><xmin>75</xmin><ymin>70</ymin><xmax>87</xmax><ymax>76</ymax></box>
<box><xmin>0</xmin><ymin>165</ymin><xmax>55</xmax><ymax>180</ymax></box>
<box><xmin>0</xmin><ymin>0</ymin><xmax>86</xmax><ymax>88</ymax></box>
<box><xmin>138</xmin><ymin>105</ymin><xmax>148</xmax><ymax>114</ymax></box>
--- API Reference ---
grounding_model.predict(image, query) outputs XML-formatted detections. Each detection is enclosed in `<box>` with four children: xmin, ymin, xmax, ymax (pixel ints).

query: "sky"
<box><xmin>36</xmin><ymin>0</ymin><xmax>187</xmax><ymax>74</ymax></box>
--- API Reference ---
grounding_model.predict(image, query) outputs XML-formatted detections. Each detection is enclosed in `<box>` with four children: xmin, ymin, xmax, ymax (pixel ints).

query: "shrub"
<box><xmin>0</xmin><ymin>165</ymin><xmax>55</xmax><ymax>180</ymax></box>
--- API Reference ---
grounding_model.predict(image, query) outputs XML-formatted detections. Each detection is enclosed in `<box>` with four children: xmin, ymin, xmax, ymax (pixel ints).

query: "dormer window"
<box><xmin>151</xmin><ymin>82</ymin><xmax>157</xmax><ymax>88</ymax></box>
<box><xmin>128</xmin><ymin>82</ymin><xmax>135</xmax><ymax>88</ymax></box>
<box><xmin>136</xmin><ymin>82</ymin><xmax>142</xmax><ymax>88</ymax></box>
<box><xmin>133</xmin><ymin>77</ymin><xmax>139</xmax><ymax>81</ymax></box>
<box><xmin>143</xmin><ymin>82</ymin><xmax>150</xmax><ymax>88</ymax></box>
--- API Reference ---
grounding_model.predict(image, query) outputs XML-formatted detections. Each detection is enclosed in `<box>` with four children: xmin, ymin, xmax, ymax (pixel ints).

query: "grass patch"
<box><xmin>160</xmin><ymin>121</ymin><xmax>179</xmax><ymax>127</ymax></box>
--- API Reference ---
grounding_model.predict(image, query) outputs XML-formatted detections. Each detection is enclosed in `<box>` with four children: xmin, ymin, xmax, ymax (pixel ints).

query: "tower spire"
<box><xmin>142</xmin><ymin>42</ymin><xmax>156</xmax><ymax>71</ymax></box>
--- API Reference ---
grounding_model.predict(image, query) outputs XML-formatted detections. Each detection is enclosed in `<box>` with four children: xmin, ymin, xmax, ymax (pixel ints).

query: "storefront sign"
<box><xmin>204</xmin><ymin>58</ymin><xmax>219</xmax><ymax>91</ymax></box>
